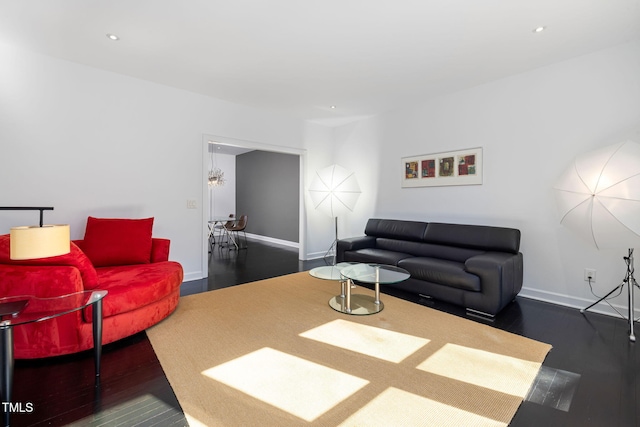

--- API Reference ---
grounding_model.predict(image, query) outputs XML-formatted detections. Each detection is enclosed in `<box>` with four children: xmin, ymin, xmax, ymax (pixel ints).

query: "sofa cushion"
<box><xmin>343</xmin><ymin>248</ymin><xmax>413</xmax><ymax>265</ymax></box>
<box><xmin>82</xmin><ymin>217</ymin><xmax>154</xmax><ymax>267</ymax></box>
<box><xmin>398</xmin><ymin>257</ymin><xmax>481</xmax><ymax>292</ymax></box>
<box><xmin>93</xmin><ymin>261</ymin><xmax>183</xmax><ymax>318</ymax></box>
<box><xmin>0</xmin><ymin>235</ymin><xmax>99</xmax><ymax>289</ymax></box>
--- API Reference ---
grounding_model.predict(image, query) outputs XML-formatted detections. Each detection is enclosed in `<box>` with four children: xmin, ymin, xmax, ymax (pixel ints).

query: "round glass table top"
<box><xmin>309</xmin><ymin>263</ymin><xmax>356</xmax><ymax>280</ymax></box>
<box><xmin>0</xmin><ymin>290</ymin><xmax>107</xmax><ymax>327</ymax></box>
<box><xmin>340</xmin><ymin>263</ymin><xmax>410</xmax><ymax>284</ymax></box>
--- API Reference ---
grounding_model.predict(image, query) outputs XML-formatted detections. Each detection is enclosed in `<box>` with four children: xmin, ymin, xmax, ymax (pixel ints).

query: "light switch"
<box><xmin>187</xmin><ymin>200</ymin><xmax>197</xmax><ymax>209</ymax></box>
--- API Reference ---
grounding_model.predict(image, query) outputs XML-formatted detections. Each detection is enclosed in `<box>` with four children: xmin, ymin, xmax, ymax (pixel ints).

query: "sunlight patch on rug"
<box><xmin>202</xmin><ymin>347</ymin><xmax>369</xmax><ymax>422</ymax></box>
<box><xmin>417</xmin><ymin>343</ymin><xmax>541</xmax><ymax>397</ymax></box>
<box><xmin>300</xmin><ymin>319</ymin><xmax>430</xmax><ymax>363</ymax></box>
<box><xmin>338</xmin><ymin>387</ymin><xmax>507</xmax><ymax>427</ymax></box>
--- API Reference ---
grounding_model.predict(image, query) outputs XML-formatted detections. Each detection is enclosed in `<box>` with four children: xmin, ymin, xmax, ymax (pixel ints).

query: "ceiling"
<box><xmin>1</xmin><ymin>1</ymin><xmax>639</xmax><ymax>126</ymax></box>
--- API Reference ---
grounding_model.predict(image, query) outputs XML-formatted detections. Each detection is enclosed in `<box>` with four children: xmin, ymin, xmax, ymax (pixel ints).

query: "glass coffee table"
<box><xmin>309</xmin><ymin>263</ymin><xmax>356</xmax><ymax>281</ymax></box>
<box><xmin>336</xmin><ymin>263</ymin><xmax>410</xmax><ymax>315</ymax></box>
<box><xmin>309</xmin><ymin>262</ymin><xmax>355</xmax><ymax>298</ymax></box>
<box><xmin>0</xmin><ymin>290</ymin><xmax>107</xmax><ymax>426</ymax></box>
<box><xmin>309</xmin><ymin>263</ymin><xmax>410</xmax><ymax>315</ymax></box>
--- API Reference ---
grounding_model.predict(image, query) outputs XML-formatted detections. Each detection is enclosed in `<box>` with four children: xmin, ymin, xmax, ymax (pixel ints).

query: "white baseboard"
<box><xmin>183</xmin><ymin>271</ymin><xmax>203</xmax><ymax>282</ymax></box>
<box><xmin>519</xmin><ymin>286</ymin><xmax>635</xmax><ymax>319</ymax></box>
<box><xmin>245</xmin><ymin>232</ymin><xmax>298</xmax><ymax>249</ymax></box>
<box><xmin>307</xmin><ymin>250</ymin><xmax>332</xmax><ymax>260</ymax></box>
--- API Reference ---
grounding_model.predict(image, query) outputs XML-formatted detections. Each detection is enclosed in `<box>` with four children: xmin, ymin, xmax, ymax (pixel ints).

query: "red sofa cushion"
<box><xmin>93</xmin><ymin>261</ymin><xmax>183</xmax><ymax>318</ymax></box>
<box><xmin>0</xmin><ymin>234</ymin><xmax>99</xmax><ymax>289</ymax></box>
<box><xmin>82</xmin><ymin>217</ymin><xmax>154</xmax><ymax>267</ymax></box>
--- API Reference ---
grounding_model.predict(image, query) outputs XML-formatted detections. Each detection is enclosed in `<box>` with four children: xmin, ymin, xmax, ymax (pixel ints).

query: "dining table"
<box><xmin>208</xmin><ymin>216</ymin><xmax>240</xmax><ymax>250</ymax></box>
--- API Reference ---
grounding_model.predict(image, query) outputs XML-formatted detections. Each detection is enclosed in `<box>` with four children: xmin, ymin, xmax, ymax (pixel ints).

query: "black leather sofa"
<box><xmin>336</xmin><ymin>218</ymin><xmax>523</xmax><ymax>316</ymax></box>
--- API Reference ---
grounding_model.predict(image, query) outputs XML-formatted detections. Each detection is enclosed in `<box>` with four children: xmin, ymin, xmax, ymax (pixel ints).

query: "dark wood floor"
<box><xmin>11</xmin><ymin>239</ymin><xmax>639</xmax><ymax>426</ymax></box>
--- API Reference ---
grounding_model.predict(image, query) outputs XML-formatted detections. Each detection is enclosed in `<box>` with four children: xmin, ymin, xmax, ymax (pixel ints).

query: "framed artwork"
<box><xmin>401</xmin><ymin>147</ymin><xmax>483</xmax><ymax>188</ymax></box>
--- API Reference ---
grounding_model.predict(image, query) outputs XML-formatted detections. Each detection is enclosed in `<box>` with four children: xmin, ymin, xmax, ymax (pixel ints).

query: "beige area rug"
<box><xmin>147</xmin><ymin>272</ymin><xmax>551</xmax><ymax>427</ymax></box>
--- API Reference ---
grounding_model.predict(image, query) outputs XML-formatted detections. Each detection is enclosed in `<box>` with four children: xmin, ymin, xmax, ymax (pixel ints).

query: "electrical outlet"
<box><xmin>584</xmin><ymin>268</ymin><xmax>596</xmax><ymax>282</ymax></box>
<box><xmin>187</xmin><ymin>199</ymin><xmax>197</xmax><ymax>209</ymax></box>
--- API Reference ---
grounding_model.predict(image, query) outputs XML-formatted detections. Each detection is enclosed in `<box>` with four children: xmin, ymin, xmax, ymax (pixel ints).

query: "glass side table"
<box><xmin>0</xmin><ymin>290</ymin><xmax>107</xmax><ymax>426</ymax></box>
<box><xmin>337</xmin><ymin>263</ymin><xmax>410</xmax><ymax>315</ymax></box>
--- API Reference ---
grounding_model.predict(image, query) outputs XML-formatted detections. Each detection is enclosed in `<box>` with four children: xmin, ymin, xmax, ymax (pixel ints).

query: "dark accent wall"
<box><xmin>236</xmin><ymin>151</ymin><xmax>299</xmax><ymax>242</ymax></box>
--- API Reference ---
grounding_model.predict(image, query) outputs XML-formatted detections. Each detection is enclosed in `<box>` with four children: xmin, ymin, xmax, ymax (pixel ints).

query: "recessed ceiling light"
<box><xmin>533</xmin><ymin>26</ymin><xmax>546</xmax><ymax>33</ymax></box>
<box><xmin>330</xmin><ymin>105</ymin><xmax>336</xmax><ymax>109</ymax></box>
<box><xmin>106</xmin><ymin>33</ymin><xmax>120</xmax><ymax>41</ymax></box>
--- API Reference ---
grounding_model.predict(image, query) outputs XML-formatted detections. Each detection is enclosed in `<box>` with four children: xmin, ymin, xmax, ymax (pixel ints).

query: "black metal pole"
<box><xmin>0</xmin><ymin>323</ymin><xmax>13</xmax><ymax>427</ymax></box>
<box><xmin>627</xmin><ymin>249</ymin><xmax>635</xmax><ymax>342</ymax></box>
<box><xmin>0</xmin><ymin>207</ymin><xmax>54</xmax><ymax>227</ymax></box>
<box><xmin>92</xmin><ymin>298</ymin><xmax>103</xmax><ymax>381</ymax></box>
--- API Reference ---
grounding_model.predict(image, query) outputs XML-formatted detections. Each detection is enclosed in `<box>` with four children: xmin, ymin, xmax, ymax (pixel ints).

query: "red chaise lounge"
<box><xmin>0</xmin><ymin>217</ymin><xmax>183</xmax><ymax>359</ymax></box>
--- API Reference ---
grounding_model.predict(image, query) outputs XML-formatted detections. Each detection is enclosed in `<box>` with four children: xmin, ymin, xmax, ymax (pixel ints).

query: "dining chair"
<box><xmin>227</xmin><ymin>215</ymin><xmax>248</xmax><ymax>249</ymax></box>
<box><xmin>214</xmin><ymin>214</ymin><xmax>235</xmax><ymax>246</ymax></box>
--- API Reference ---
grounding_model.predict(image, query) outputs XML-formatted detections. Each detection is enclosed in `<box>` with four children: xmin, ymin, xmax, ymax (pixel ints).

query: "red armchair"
<box><xmin>0</xmin><ymin>217</ymin><xmax>183</xmax><ymax>359</ymax></box>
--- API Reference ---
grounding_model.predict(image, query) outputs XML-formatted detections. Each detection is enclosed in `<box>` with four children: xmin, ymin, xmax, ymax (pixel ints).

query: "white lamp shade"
<box><xmin>10</xmin><ymin>224</ymin><xmax>71</xmax><ymax>260</ymax></box>
<box><xmin>309</xmin><ymin>164</ymin><xmax>361</xmax><ymax>218</ymax></box>
<box><xmin>554</xmin><ymin>140</ymin><xmax>640</xmax><ymax>249</ymax></box>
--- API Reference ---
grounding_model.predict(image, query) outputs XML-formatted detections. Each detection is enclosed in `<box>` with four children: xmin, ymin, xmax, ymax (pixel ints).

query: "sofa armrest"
<box><xmin>151</xmin><ymin>238</ymin><xmax>170</xmax><ymax>263</ymax></box>
<box><xmin>0</xmin><ymin>265</ymin><xmax>85</xmax><ymax>298</ymax></box>
<box><xmin>336</xmin><ymin>236</ymin><xmax>376</xmax><ymax>262</ymax></box>
<box><xmin>464</xmin><ymin>252</ymin><xmax>523</xmax><ymax>315</ymax></box>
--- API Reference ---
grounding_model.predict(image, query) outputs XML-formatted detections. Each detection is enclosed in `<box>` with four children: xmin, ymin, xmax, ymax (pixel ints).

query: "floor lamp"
<box><xmin>308</xmin><ymin>164</ymin><xmax>361</xmax><ymax>264</ymax></box>
<box><xmin>0</xmin><ymin>207</ymin><xmax>70</xmax><ymax>260</ymax></box>
<box><xmin>0</xmin><ymin>206</ymin><xmax>70</xmax><ymax>426</ymax></box>
<box><xmin>554</xmin><ymin>140</ymin><xmax>640</xmax><ymax>342</ymax></box>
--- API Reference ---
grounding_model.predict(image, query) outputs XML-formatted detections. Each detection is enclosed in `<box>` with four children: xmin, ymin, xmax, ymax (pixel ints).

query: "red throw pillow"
<box><xmin>82</xmin><ymin>217</ymin><xmax>154</xmax><ymax>267</ymax></box>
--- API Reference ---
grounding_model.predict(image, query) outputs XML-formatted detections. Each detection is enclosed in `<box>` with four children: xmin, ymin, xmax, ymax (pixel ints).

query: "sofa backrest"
<box><xmin>0</xmin><ymin>234</ymin><xmax>99</xmax><ymax>288</ymax></box>
<box><xmin>364</xmin><ymin>219</ymin><xmax>521</xmax><ymax>255</ymax></box>
<box><xmin>376</xmin><ymin>238</ymin><xmax>485</xmax><ymax>262</ymax></box>
<box><xmin>424</xmin><ymin>222</ymin><xmax>520</xmax><ymax>254</ymax></box>
<box><xmin>364</xmin><ymin>219</ymin><xmax>427</xmax><ymax>242</ymax></box>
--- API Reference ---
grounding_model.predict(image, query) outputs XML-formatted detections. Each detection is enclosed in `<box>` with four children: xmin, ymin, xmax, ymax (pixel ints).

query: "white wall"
<box><xmin>0</xmin><ymin>41</ymin><xmax>318</xmax><ymax>281</ymax></box>
<box><xmin>302</xmin><ymin>122</ymin><xmax>339</xmax><ymax>258</ymax></box>
<box><xmin>330</xmin><ymin>40</ymin><xmax>640</xmax><ymax>315</ymax></box>
<box><xmin>2</xmin><ymin>36</ymin><xmax>639</xmax><ymax>317</ymax></box>
<box><xmin>208</xmin><ymin>152</ymin><xmax>236</xmax><ymax>219</ymax></box>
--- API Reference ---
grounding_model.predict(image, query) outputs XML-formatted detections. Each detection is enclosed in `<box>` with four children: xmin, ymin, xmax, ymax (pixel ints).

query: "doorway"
<box><xmin>200</xmin><ymin>134</ymin><xmax>307</xmax><ymax>279</ymax></box>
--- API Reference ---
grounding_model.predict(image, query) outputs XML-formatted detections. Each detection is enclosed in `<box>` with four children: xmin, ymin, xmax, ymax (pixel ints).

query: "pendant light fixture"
<box><xmin>208</xmin><ymin>146</ymin><xmax>225</xmax><ymax>187</ymax></box>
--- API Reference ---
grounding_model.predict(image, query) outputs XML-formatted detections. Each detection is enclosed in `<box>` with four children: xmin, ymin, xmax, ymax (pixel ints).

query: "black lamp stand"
<box><xmin>0</xmin><ymin>207</ymin><xmax>54</xmax><ymax>227</ymax></box>
<box><xmin>581</xmin><ymin>248</ymin><xmax>640</xmax><ymax>342</ymax></box>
